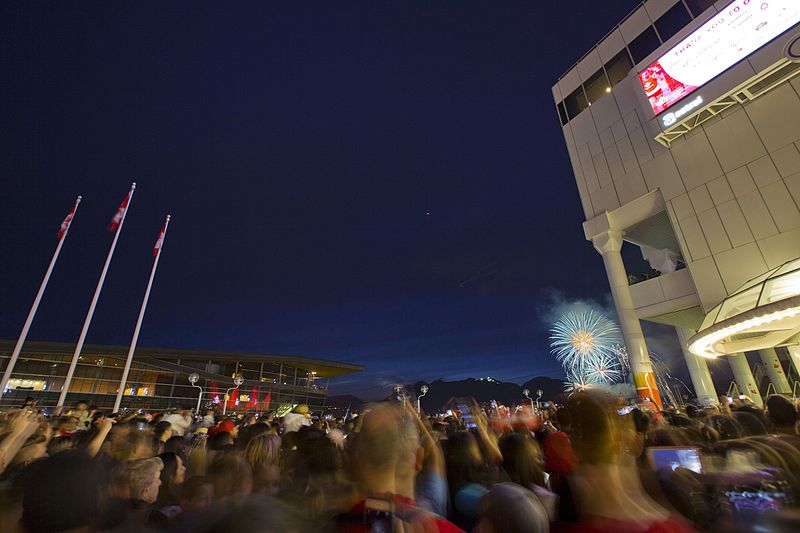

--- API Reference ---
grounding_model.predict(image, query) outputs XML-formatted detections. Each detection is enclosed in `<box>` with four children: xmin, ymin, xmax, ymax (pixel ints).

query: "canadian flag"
<box><xmin>210</xmin><ymin>380</ymin><xmax>220</xmax><ymax>405</ymax></box>
<box><xmin>108</xmin><ymin>190</ymin><xmax>132</xmax><ymax>232</ymax></box>
<box><xmin>263</xmin><ymin>391</ymin><xmax>271</xmax><ymax>410</ymax></box>
<box><xmin>153</xmin><ymin>223</ymin><xmax>167</xmax><ymax>256</ymax></box>
<box><xmin>248</xmin><ymin>387</ymin><xmax>258</xmax><ymax>407</ymax></box>
<box><xmin>57</xmin><ymin>198</ymin><xmax>80</xmax><ymax>240</ymax></box>
<box><xmin>227</xmin><ymin>388</ymin><xmax>239</xmax><ymax>410</ymax></box>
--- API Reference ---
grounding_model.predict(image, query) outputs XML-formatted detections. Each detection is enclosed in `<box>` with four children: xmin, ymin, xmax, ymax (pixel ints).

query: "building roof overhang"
<box><xmin>0</xmin><ymin>340</ymin><xmax>364</xmax><ymax>378</ymax></box>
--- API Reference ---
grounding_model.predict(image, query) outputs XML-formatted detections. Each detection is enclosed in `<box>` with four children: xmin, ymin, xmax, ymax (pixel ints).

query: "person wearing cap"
<box><xmin>283</xmin><ymin>404</ymin><xmax>312</xmax><ymax>433</ymax></box>
<box><xmin>210</xmin><ymin>419</ymin><xmax>238</xmax><ymax>440</ymax></box>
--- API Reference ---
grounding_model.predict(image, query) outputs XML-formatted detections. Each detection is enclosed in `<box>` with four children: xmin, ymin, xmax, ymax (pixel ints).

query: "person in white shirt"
<box><xmin>200</xmin><ymin>409</ymin><xmax>216</xmax><ymax>428</ymax></box>
<box><xmin>282</xmin><ymin>404</ymin><xmax>312</xmax><ymax>433</ymax></box>
<box><xmin>163</xmin><ymin>407</ymin><xmax>192</xmax><ymax>437</ymax></box>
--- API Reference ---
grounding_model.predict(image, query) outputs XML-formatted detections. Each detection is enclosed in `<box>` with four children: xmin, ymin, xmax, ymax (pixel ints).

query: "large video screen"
<box><xmin>640</xmin><ymin>0</ymin><xmax>800</xmax><ymax>115</ymax></box>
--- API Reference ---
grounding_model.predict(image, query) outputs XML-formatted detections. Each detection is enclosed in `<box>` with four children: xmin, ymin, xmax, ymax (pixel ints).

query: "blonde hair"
<box><xmin>244</xmin><ymin>433</ymin><xmax>281</xmax><ymax>469</ymax></box>
<box><xmin>117</xmin><ymin>457</ymin><xmax>163</xmax><ymax>500</ymax></box>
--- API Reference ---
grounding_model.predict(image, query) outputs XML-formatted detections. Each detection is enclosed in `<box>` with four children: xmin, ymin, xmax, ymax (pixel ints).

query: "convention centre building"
<box><xmin>552</xmin><ymin>0</ymin><xmax>800</xmax><ymax>406</ymax></box>
<box><xmin>0</xmin><ymin>340</ymin><xmax>362</xmax><ymax>413</ymax></box>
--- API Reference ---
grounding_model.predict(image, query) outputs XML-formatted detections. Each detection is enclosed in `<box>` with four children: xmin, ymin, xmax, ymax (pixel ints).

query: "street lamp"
<box><xmin>536</xmin><ymin>389</ymin><xmax>543</xmax><ymax>411</ymax></box>
<box><xmin>417</xmin><ymin>384</ymin><xmax>429</xmax><ymax>413</ymax></box>
<box><xmin>223</xmin><ymin>374</ymin><xmax>245</xmax><ymax>415</ymax></box>
<box><xmin>188</xmin><ymin>373</ymin><xmax>204</xmax><ymax>414</ymax></box>
<box><xmin>522</xmin><ymin>388</ymin><xmax>534</xmax><ymax>411</ymax></box>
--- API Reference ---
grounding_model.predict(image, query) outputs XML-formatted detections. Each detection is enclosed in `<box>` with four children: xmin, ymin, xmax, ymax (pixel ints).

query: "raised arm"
<box><xmin>403</xmin><ymin>398</ymin><xmax>444</xmax><ymax>476</ymax></box>
<box><xmin>472</xmin><ymin>401</ymin><xmax>502</xmax><ymax>465</ymax></box>
<box><xmin>0</xmin><ymin>410</ymin><xmax>40</xmax><ymax>474</ymax></box>
<box><xmin>84</xmin><ymin>417</ymin><xmax>114</xmax><ymax>458</ymax></box>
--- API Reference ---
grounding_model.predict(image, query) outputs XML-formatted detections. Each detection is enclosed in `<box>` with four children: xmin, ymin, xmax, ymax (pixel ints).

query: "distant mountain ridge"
<box><xmin>328</xmin><ymin>375</ymin><xmax>564</xmax><ymax>412</ymax></box>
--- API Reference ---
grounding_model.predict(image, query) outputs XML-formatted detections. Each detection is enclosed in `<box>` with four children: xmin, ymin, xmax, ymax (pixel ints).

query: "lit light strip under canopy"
<box><xmin>688</xmin><ymin>259</ymin><xmax>800</xmax><ymax>358</ymax></box>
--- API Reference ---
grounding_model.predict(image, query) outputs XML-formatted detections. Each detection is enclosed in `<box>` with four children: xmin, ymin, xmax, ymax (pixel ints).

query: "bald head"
<box><xmin>356</xmin><ymin>403</ymin><xmax>419</xmax><ymax>474</ymax></box>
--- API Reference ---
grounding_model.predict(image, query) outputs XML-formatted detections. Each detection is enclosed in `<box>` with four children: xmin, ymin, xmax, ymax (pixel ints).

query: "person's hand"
<box><xmin>8</xmin><ymin>410</ymin><xmax>39</xmax><ymax>439</ymax></box>
<box><xmin>469</xmin><ymin>399</ymin><xmax>488</xmax><ymax>432</ymax></box>
<box><xmin>40</xmin><ymin>422</ymin><xmax>53</xmax><ymax>442</ymax></box>
<box><xmin>96</xmin><ymin>417</ymin><xmax>114</xmax><ymax>434</ymax></box>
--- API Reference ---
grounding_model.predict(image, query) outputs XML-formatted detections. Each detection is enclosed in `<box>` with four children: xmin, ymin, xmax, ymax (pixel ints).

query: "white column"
<box><xmin>675</xmin><ymin>327</ymin><xmax>717</xmax><ymax>405</ymax></box>
<box><xmin>728</xmin><ymin>353</ymin><xmax>763</xmax><ymax>406</ymax></box>
<box><xmin>758</xmin><ymin>348</ymin><xmax>791</xmax><ymax>394</ymax></box>
<box><xmin>787</xmin><ymin>345</ymin><xmax>800</xmax><ymax>395</ymax></box>
<box><xmin>592</xmin><ymin>229</ymin><xmax>662</xmax><ymax>407</ymax></box>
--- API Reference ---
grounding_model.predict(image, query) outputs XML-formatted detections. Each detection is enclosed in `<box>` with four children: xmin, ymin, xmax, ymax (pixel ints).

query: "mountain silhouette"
<box><xmin>329</xmin><ymin>376</ymin><xmax>565</xmax><ymax>413</ymax></box>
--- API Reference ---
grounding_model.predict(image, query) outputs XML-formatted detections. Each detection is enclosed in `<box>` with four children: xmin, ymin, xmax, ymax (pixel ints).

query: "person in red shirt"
<box><xmin>337</xmin><ymin>401</ymin><xmax>463</xmax><ymax>533</ymax></box>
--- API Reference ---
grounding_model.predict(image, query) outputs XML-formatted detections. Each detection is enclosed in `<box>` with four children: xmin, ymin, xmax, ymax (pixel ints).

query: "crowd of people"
<box><xmin>0</xmin><ymin>391</ymin><xmax>799</xmax><ymax>532</ymax></box>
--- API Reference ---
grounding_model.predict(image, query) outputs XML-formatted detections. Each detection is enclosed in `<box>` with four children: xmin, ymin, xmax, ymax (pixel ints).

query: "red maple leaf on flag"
<box><xmin>153</xmin><ymin>222</ymin><xmax>167</xmax><ymax>256</ymax></box>
<box><xmin>108</xmin><ymin>190</ymin><xmax>132</xmax><ymax>232</ymax></box>
<box><xmin>57</xmin><ymin>198</ymin><xmax>80</xmax><ymax>239</ymax></box>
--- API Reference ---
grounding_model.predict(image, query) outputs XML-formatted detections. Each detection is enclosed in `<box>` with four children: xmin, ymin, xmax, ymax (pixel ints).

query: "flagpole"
<box><xmin>57</xmin><ymin>183</ymin><xmax>136</xmax><ymax>408</ymax></box>
<box><xmin>113</xmin><ymin>214</ymin><xmax>170</xmax><ymax>413</ymax></box>
<box><xmin>0</xmin><ymin>196</ymin><xmax>82</xmax><ymax>397</ymax></box>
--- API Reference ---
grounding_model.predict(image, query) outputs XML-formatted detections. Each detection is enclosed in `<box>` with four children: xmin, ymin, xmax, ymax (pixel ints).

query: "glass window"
<box><xmin>759</xmin><ymin>271</ymin><xmax>800</xmax><ymax>306</ymax></box>
<box><xmin>735</xmin><ymin>266</ymin><xmax>781</xmax><ymax>293</ymax></box>
<box><xmin>700</xmin><ymin>303</ymin><xmax>722</xmax><ymax>330</ymax></box>
<box><xmin>101</xmin><ymin>368</ymin><xmax>119</xmax><ymax>380</ymax></box>
<box><xmin>563</xmin><ymin>86</ymin><xmax>588</xmax><ymax>119</ymax></box>
<box><xmin>172</xmin><ymin>384</ymin><xmax>195</xmax><ymax>397</ymax></box>
<box><xmin>628</xmin><ymin>26</ymin><xmax>661</xmax><ymax>64</ymax></box>
<box><xmin>181</xmin><ymin>360</ymin><xmax>207</xmax><ymax>371</ymax></box>
<box><xmin>583</xmin><ymin>69</ymin><xmax>611</xmax><ymax>104</ymax></box>
<box><xmin>717</xmin><ymin>286</ymin><xmax>761</xmax><ymax>322</ymax></box>
<box><xmin>655</xmin><ymin>3</ymin><xmax>692</xmax><ymax>43</ymax></box>
<box><xmin>684</xmin><ymin>0</ymin><xmax>717</xmax><ymax>18</ymax></box>
<box><xmin>604</xmin><ymin>49</ymin><xmax>633</xmax><ymax>86</ymax></box>
<box><xmin>774</xmin><ymin>258</ymin><xmax>800</xmax><ymax>276</ymax></box>
<box><xmin>557</xmin><ymin>101</ymin><xmax>568</xmax><ymax>126</ymax></box>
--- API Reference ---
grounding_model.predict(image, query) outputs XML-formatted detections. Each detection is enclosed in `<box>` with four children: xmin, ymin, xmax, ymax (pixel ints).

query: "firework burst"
<box><xmin>563</xmin><ymin>367</ymin><xmax>593</xmax><ymax>392</ymax></box>
<box><xmin>612</xmin><ymin>344</ymin><xmax>630</xmax><ymax>376</ymax></box>
<box><xmin>585</xmin><ymin>352</ymin><xmax>623</xmax><ymax>384</ymax></box>
<box><xmin>550</xmin><ymin>309</ymin><xmax>621</xmax><ymax>373</ymax></box>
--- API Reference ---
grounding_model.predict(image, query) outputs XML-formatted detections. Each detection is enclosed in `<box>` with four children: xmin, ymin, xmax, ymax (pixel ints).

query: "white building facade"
<box><xmin>553</xmin><ymin>0</ymin><xmax>800</xmax><ymax>406</ymax></box>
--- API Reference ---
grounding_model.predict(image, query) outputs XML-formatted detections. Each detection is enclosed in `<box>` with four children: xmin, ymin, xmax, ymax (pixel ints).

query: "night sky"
<box><xmin>2</xmin><ymin>1</ymin><xmax>689</xmax><ymax>400</ymax></box>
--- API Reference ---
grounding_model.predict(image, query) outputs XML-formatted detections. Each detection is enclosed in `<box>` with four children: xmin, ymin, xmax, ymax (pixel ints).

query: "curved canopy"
<box><xmin>688</xmin><ymin>258</ymin><xmax>800</xmax><ymax>358</ymax></box>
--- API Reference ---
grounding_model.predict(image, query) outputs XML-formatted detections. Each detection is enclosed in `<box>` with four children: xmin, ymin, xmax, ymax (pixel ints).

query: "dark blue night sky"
<box><xmin>2</xmin><ymin>1</ymin><xmax>678</xmax><ymax>400</ymax></box>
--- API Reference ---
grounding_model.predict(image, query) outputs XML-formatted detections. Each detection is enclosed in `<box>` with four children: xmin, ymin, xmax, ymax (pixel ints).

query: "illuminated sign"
<box><xmin>661</xmin><ymin>96</ymin><xmax>703</xmax><ymax>127</ymax></box>
<box><xmin>640</xmin><ymin>0</ymin><xmax>800</xmax><ymax>115</ymax></box>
